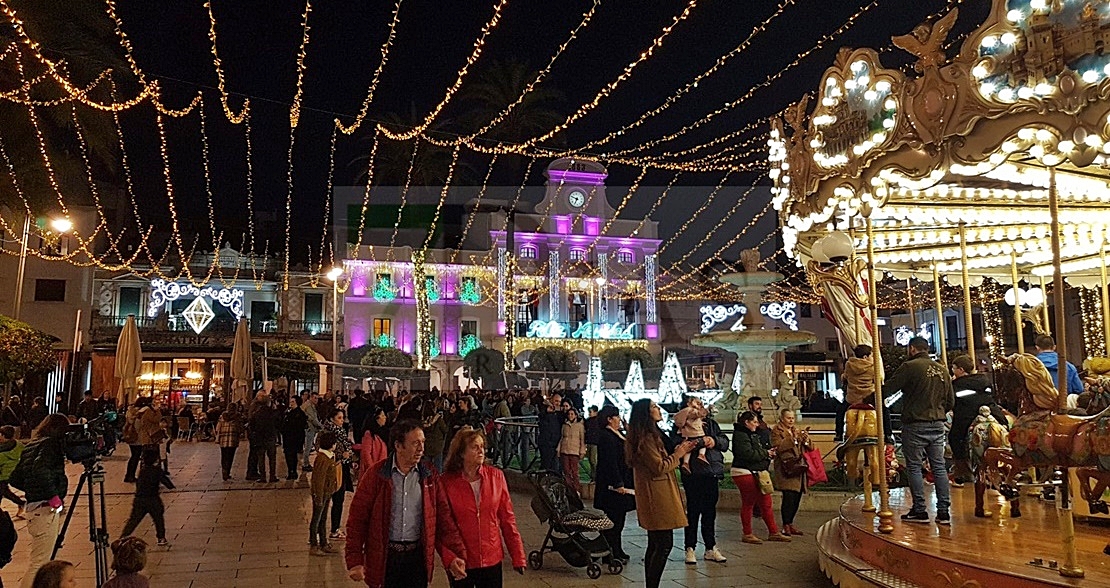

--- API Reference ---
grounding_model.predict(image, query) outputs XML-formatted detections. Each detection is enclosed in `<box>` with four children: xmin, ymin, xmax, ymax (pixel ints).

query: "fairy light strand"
<box><xmin>336</xmin><ymin>0</ymin><xmax>404</xmax><ymax>135</ymax></box>
<box><xmin>203</xmin><ymin>0</ymin><xmax>249</xmax><ymax>123</ymax></box>
<box><xmin>289</xmin><ymin>0</ymin><xmax>313</xmax><ymax>129</ymax></box>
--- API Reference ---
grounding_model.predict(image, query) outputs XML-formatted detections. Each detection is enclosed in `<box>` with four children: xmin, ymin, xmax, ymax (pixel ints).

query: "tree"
<box><xmin>600</xmin><ymin>346</ymin><xmax>660</xmax><ymax>383</ymax></box>
<box><xmin>359</xmin><ymin>347</ymin><xmax>414</xmax><ymax>379</ymax></box>
<box><xmin>528</xmin><ymin>346</ymin><xmax>580</xmax><ymax>386</ymax></box>
<box><xmin>0</xmin><ymin>316</ymin><xmax>58</xmax><ymax>386</ymax></box>
<box><xmin>463</xmin><ymin>347</ymin><xmax>504</xmax><ymax>384</ymax></box>
<box><xmin>260</xmin><ymin>342</ymin><xmax>318</xmax><ymax>385</ymax></box>
<box><xmin>339</xmin><ymin>344</ymin><xmax>375</xmax><ymax>379</ymax></box>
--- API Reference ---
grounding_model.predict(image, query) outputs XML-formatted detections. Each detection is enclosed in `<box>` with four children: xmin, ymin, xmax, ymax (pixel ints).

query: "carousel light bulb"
<box><xmin>1007</xmin><ymin>9</ymin><xmax>1023</xmax><ymax>22</ymax></box>
<box><xmin>981</xmin><ymin>36</ymin><xmax>998</xmax><ymax>48</ymax></box>
<box><xmin>845</xmin><ymin>79</ymin><xmax>857</xmax><ymax>90</ymax></box>
<box><xmin>1030</xmin><ymin>144</ymin><xmax>1045</xmax><ymax>158</ymax></box>
<box><xmin>1058</xmin><ymin>140</ymin><xmax>1075</xmax><ymax>152</ymax></box>
<box><xmin>884</xmin><ymin>98</ymin><xmax>896</xmax><ymax>109</ymax></box>
<box><xmin>1030</xmin><ymin>0</ymin><xmax>1046</xmax><ymax>9</ymax></box>
<box><xmin>979</xmin><ymin>82</ymin><xmax>996</xmax><ymax>97</ymax></box>
<box><xmin>1018</xmin><ymin>128</ymin><xmax>1035</xmax><ymax>140</ymax></box>
<box><xmin>857</xmin><ymin>75</ymin><xmax>869</xmax><ymax>85</ymax></box>
<box><xmin>1042</xmin><ymin>153</ymin><xmax>1062</xmax><ymax>166</ymax></box>
<box><xmin>875</xmin><ymin>80</ymin><xmax>891</xmax><ymax>92</ymax></box>
<box><xmin>1001</xmin><ymin>32</ymin><xmax>1017</xmax><ymax>45</ymax></box>
<box><xmin>864</xmin><ymin>89</ymin><xmax>878</xmax><ymax>101</ymax></box>
<box><xmin>972</xmin><ymin>64</ymin><xmax>989</xmax><ymax>78</ymax></box>
<box><xmin>1036</xmin><ymin>128</ymin><xmax>1055</xmax><ymax>142</ymax></box>
<box><xmin>1083</xmin><ymin>70</ymin><xmax>1100</xmax><ymax>83</ymax></box>
<box><xmin>998</xmin><ymin>87</ymin><xmax>1015</xmax><ymax>101</ymax></box>
<box><xmin>1018</xmin><ymin>86</ymin><xmax>1035</xmax><ymax>99</ymax></box>
<box><xmin>1034</xmin><ymin>82</ymin><xmax>1054</xmax><ymax>95</ymax></box>
<box><xmin>1084</xmin><ymin>134</ymin><xmax>1103</xmax><ymax>148</ymax></box>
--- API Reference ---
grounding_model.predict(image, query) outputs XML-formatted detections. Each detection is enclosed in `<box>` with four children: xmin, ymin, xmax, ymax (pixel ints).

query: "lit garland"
<box><xmin>573</xmin><ymin>0</ymin><xmax>799</xmax><ymax>155</ymax></box>
<box><xmin>317</xmin><ymin>125</ymin><xmax>339</xmax><ymax>277</ymax></box>
<box><xmin>336</xmin><ymin>0</ymin><xmax>404</xmax><ymax>135</ymax></box>
<box><xmin>459</xmin><ymin>278</ymin><xmax>481</xmax><ymax>304</ymax></box>
<box><xmin>1079</xmin><ymin>288</ymin><xmax>1107</xmax><ymax>360</ymax></box>
<box><xmin>980</xmin><ymin>279</ymin><xmax>1005</xmax><ymax>368</ymax></box>
<box><xmin>351</xmin><ymin>127</ymin><xmax>381</xmax><ymax>260</ymax></box>
<box><xmin>378</xmin><ymin>0</ymin><xmax>510</xmax><ymax>141</ymax></box>
<box><xmin>387</xmin><ymin>138</ymin><xmax>421</xmax><ymax>261</ymax></box>
<box><xmin>288</xmin><ymin>0</ymin><xmax>313</xmax><ymax>129</ymax></box>
<box><xmin>203</xmin><ymin>0</ymin><xmax>249</xmax><ymax>122</ymax></box>
<box><xmin>374</xmin><ymin>275</ymin><xmax>397</xmax><ymax>301</ymax></box>
<box><xmin>449</xmin><ymin>153</ymin><xmax>498</xmax><ymax>264</ymax></box>
<box><xmin>660</xmin><ymin>183</ymin><xmax>760</xmax><ymax>275</ymax></box>
<box><xmin>421</xmin><ymin>143</ymin><xmax>461</xmax><ymax>251</ymax></box>
<box><xmin>425</xmin><ymin>276</ymin><xmax>440</xmax><ymax>303</ymax></box>
<box><xmin>414</xmin><ymin>249</ymin><xmax>430</xmax><ymax>370</ymax></box>
<box><xmin>459</xmin><ymin>334</ymin><xmax>481</xmax><ymax>357</ymax></box>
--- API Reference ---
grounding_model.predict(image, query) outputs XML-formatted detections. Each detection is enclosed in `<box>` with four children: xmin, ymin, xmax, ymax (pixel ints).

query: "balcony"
<box><xmin>91</xmin><ymin>315</ymin><xmax>341</xmax><ymax>345</ymax></box>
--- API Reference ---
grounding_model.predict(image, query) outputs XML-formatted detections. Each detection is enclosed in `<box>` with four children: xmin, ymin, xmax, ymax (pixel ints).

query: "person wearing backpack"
<box><xmin>122</xmin><ymin>398</ymin><xmax>161</xmax><ymax>484</ymax></box>
<box><xmin>0</xmin><ymin>426</ymin><xmax>26</xmax><ymax>520</ymax></box>
<box><xmin>9</xmin><ymin>415</ymin><xmax>68</xmax><ymax>588</ymax></box>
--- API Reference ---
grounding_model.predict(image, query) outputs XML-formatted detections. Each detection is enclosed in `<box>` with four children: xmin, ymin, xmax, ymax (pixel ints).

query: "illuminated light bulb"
<box><xmin>875</xmin><ymin>80</ymin><xmax>891</xmax><ymax>93</ymax></box>
<box><xmin>1084</xmin><ymin>134</ymin><xmax>1103</xmax><ymax>148</ymax></box>
<box><xmin>990</xmin><ymin>152</ymin><xmax>1005</xmax><ymax>164</ymax></box>
<box><xmin>972</xmin><ymin>64</ymin><xmax>989</xmax><ymax>78</ymax></box>
<box><xmin>1017</xmin><ymin>128</ymin><xmax>1035</xmax><ymax>140</ymax></box>
<box><xmin>883</xmin><ymin>118</ymin><xmax>895</xmax><ymax>129</ymax></box>
<box><xmin>1083</xmin><ymin>70</ymin><xmax>1100</xmax><ymax>84</ymax></box>
<box><xmin>851</xmin><ymin>60</ymin><xmax>865</xmax><ymax>72</ymax></box>
<box><xmin>853</xmin><ymin>144</ymin><xmax>866</xmax><ymax>155</ymax></box>
<box><xmin>1058</xmin><ymin>140</ymin><xmax>1075</xmax><ymax>151</ymax></box>
<box><xmin>884</xmin><ymin>98</ymin><xmax>896</xmax><ymax>110</ymax></box>
<box><xmin>1007</xmin><ymin>9</ymin><xmax>1022</xmax><ymax>22</ymax></box>
<box><xmin>822</xmin><ymin>97</ymin><xmax>835</xmax><ymax>106</ymax></box>
<box><xmin>1030</xmin><ymin>144</ymin><xmax>1045</xmax><ymax>158</ymax></box>
<box><xmin>1035</xmin><ymin>128</ymin><xmax>1055</xmax><ymax>142</ymax></box>
<box><xmin>1042</xmin><ymin>153</ymin><xmax>1062</xmax><ymax>166</ymax></box>
<box><xmin>982</xmin><ymin>36</ymin><xmax>998</xmax><ymax>48</ymax></box>
<box><xmin>1001</xmin><ymin>140</ymin><xmax>1018</xmax><ymax>153</ymax></box>
<box><xmin>1001</xmin><ymin>32</ymin><xmax>1017</xmax><ymax>45</ymax></box>
<box><xmin>1030</xmin><ymin>0</ymin><xmax>1046</xmax><ymax>10</ymax></box>
<box><xmin>864</xmin><ymin>89</ymin><xmax>878</xmax><ymax>101</ymax></box>
<box><xmin>1034</xmin><ymin>82</ymin><xmax>1054</xmax><ymax>95</ymax></box>
<box><xmin>826</xmin><ymin>77</ymin><xmax>837</xmax><ymax>86</ymax></box>
<box><xmin>1018</xmin><ymin>86</ymin><xmax>1035</xmax><ymax>99</ymax></box>
<box><xmin>872</xmin><ymin>132</ymin><xmax>886</xmax><ymax>143</ymax></box>
<box><xmin>845</xmin><ymin>79</ymin><xmax>857</xmax><ymax>90</ymax></box>
<box><xmin>979</xmin><ymin>82</ymin><xmax>996</xmax><ymax>97</ymax></box>
<box><xmin>998</xmin><ymin>87</ymin><xmax>1015</xmax><ymax>101</ymax></box>
<box><xmin>857</xmin><ymin>75</ymin><xmax>869</xmax><ymax>85</ymax></box>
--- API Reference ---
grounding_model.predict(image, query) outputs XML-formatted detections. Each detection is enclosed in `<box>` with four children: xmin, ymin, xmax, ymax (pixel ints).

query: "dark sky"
<box><xmin>19</xmin><ymin>0</ymin><xmax>990</xmax><ymax>268</ymax></box>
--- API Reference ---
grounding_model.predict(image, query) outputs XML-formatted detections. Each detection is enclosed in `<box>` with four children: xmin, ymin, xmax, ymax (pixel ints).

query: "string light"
<box><xmin>449</xmin><ymin>153</ymin><xmax>498</xmax><ymax>264</ymax></box>
<box><xmin>378</xmin><ymin>0</ymin><xmax>510</xmax><ymax>141</ymax></box>
<box><xmin>351</xmin><ymin>127</ymin><xmax>381</xmax><ymax>259</ymax></box>
<box><xmin>336</xmin><ymin>0</ymin><xmax>404</xmax><ymax>135</ymax></box>
<box><xmin>572</xmin><ymin>0</ymin><xmax>799</xmax><ymax>155</ymax></box>
<box><xmin>387</xmin><ymin>138</ymin><xmax>422</xmax><ymax>261</ymax></box>
<box><xmin>421</xmin><ymin>143</ymin><xmax>462</xmax><ymax>251</ymax></box>
<box><xmin>980</xmin><ymin>279</ymin><xmax>1005</xmax><ymax>368</ymax></box>
<box><xmin>318</xmin><ymin>125</ymin><xmax>338</xmax><ymax>274</ymax></box>
<box><xmin>203</xmin><ymin>0</ymin><xmax>249</xmax><ymax>123</ymax></box>
<box><xmin>655</xmin><ymin>171</ymin><xmax>731</xmax><ymax>258</ymax></box>
<box><xmin>1079</xmin><ymin>288</ymin><xmax>1106</xmax><ymax>359</ymax></box>
<box><xmin>289</xmin><ymin>0</ymin><xmax>313</xmax><ymax>129</ymax></box>
<box><xmin>659</xmin><ymin>183</ymin><xmax>764</xmax><ymax>281</ymax></box>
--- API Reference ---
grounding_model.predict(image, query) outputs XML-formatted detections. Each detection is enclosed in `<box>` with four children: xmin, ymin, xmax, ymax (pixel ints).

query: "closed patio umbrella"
<box><xmin>230</xmin><ymin>318</ymin><xmax>254</xmax><ymax>403</ymax></box>
<box><xmin>116</xmin><ymin>315</ymin><xmax>143</xmax><ymax>405</ymax></box>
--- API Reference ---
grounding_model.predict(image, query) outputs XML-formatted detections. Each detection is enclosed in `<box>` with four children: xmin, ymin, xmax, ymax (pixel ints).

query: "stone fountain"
<box><xmin>692</xmin><ymin>250</ymin><xmax>817</xmax><ymax>424</ymax></box>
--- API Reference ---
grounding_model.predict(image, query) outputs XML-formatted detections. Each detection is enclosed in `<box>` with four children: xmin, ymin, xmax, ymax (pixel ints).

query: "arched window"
<box><xmin>569</xmin><ymin>248</ymin><xmax>587</xmax><ymax>262</ymax></box>
<box><xmin>519</xmin><ymin>245</ymin><xmax>538</xmax><ymax>259</ymax></box>
<box><xmin>617</xmin><ymin>249</ymin><xmax>635</xmax><ymax>264</ymax></box>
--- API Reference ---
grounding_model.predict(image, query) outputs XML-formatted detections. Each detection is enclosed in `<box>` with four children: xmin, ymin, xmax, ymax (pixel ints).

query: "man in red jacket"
<box><xmin>345</xmin><ymin>419</ymin><xmax>464</xmax><ymax>588</ymax></box>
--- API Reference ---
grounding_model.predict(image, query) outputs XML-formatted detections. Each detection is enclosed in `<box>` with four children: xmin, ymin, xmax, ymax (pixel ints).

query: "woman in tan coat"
<box><xmin>625</xmin><ymin>398</ymin><xmax>695</xmax><ymax>588</ymax></box>
<box><xmin>771</xmin><ymin>409</ymin><xmax>811</xmax><ymax>536</ymax></box>
<box><xmin>557</xmin><ymin>406</ymin><xmax>586</xmax><ymax>493</ymax></box>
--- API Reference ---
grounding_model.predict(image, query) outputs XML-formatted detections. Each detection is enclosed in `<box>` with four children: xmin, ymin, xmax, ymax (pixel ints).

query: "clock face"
<box><xmin>568</xmin><ymin>189</ymin><xmax>586</xmax><ymax>208</ymax></box>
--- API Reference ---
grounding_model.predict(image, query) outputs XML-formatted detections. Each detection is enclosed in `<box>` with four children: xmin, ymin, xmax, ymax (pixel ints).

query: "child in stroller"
<box><xmin>526</xmin><ymin>471</ymin><xmax>624</xmax><ymax>579</ymax></box>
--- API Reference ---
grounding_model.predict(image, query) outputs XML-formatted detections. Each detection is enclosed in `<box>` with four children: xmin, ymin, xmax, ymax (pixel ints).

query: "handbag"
<box><xmin>756</xmin><ymin>470</ymin><xmax>774</xmax><ymax>495</ymax></box>
<box><xmin>803</xmin><ymin>447</ymin><xmax>828</xmax><ymax>486</ymax></box>
<box><xmin>778</xmin><ymin>447</ymin><xmax>809</xmax><ymax>477</ymax></box>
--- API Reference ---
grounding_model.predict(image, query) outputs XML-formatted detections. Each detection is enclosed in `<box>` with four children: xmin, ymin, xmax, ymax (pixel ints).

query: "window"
<box><xmin>617</xmin><ymin>249</ymin><xmax>634</xmax><ymax>264</ymax></box>
<box><xmin>461</xmin><ymin>320</ymin><xmax>478</xmax><ymax>338</ymax></box>
<box><xmin>118</xmin><ymin>286</ymin><xmax>141</xmax><ymax>316</ymax></box>
<box><xmin>800</xmin><ymin>303</ymin><xmax>812</xmax><ymax>318</ymax></box>
<box><xmin>373</xmin><ymin>318</ymin><xmax>392</xmax><ymax>341</ymax></box>
<box><xmin>519</xmin><ymin>245</ymin><xmax>537</xmax><ymax>259</ymax></box>
<box><xmin>34</xmin><ymin>279</ymin><xmax>65</xmax><ymax>302</ymax></box>
<box><xmin>569</xmin><ymin>248</ymin><xmax>586</xmax><ymax>262</ymax></box>
<box><xmin>303</xmin><ymin>293</ymin><xmax>324</xmax><ymax>322</ymax></box>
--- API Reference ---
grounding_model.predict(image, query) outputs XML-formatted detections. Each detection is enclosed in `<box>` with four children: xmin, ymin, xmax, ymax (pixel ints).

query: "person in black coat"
<box><xmin>280</xmin><ymin>396</ymin><xmax>309</xmax><ymax>480</ymax></box>
<box><xmin>671</xmin><ymin>396</ymin><xmax>730</xmax><ymax>564</ymax></box>
<box><xmin>346</xmin><ymin>389</ymin><xmax>373</xmax><ymax>443</ymax></box>
<box><xmin>948</xmin><ymin>355</ymin><xmax>1006</xmax><ymax>483</ymax></box>
<box><xmin>592</xmin><ymin>406</ymin><xmax>634</xmax><ymax>564</ymax></box>
<box><xmin>536</xmin><ymin>400</ymin><xmax>564</xmax><ymax>473</ymax></box>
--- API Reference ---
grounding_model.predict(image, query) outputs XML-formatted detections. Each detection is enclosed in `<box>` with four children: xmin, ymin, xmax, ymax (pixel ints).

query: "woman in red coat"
<box><xmin>436</xmin><ymin>427</ymin><xmax>526</xmax><ymax>588</ymax></box>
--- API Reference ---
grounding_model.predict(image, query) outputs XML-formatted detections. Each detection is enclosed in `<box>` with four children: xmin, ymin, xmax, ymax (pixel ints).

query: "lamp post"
<box><xmin>326</xmin><ymin>266</ymin><xmax>344</xmax><ymax>394</ymax></box>
<box><xmin>13</xmin><ymin>215</ymin><xmax>72</xmax><ymax>321</ymax></box>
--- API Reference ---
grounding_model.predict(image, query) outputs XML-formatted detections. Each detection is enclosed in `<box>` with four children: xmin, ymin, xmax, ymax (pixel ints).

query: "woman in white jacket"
<box><xmin>558</xmin><ymin>406</ymin><xmax>587</xmax><ymax>493</ymax></box>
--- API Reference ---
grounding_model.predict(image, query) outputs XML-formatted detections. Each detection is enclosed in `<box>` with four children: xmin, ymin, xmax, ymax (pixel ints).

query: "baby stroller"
<box><xmin>527</xmin><ymin>471</ymin><xmax>623</xmax><ymax>579</ymax></box>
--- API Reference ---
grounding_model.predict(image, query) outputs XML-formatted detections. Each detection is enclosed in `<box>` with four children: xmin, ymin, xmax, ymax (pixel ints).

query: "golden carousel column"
<box><xmin>959</xmin><ymin>224</ymin><xmax>976</xmax><ymax>365</ymax></box>
<box><xmin>1048</xmin><ymin>167</ymin><xmax>1083</xmax><ymax>579</ymax></box>
<box><xmin>1101</xmin><ymin>247</ymin><xmax>1110</xmax><ymax>352</ymax></box>
<box><xmin>932</xmin><ymin>264</ymin><xmax>948</xmax><ymax>367</ymax></box>
<box><xmin>865</xmin><ymin>210</ymin><xmax>893</xmax><ymax>533</ymax></box>
<box><xmin>1010</xmin><ymin>251</ymin><xmax>1024</xmax><ymax>354</ymax></box>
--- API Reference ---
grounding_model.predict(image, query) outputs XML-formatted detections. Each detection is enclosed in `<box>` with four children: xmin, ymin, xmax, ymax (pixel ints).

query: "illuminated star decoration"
<box><xmin>182</xmin><ymin>297</ymin><xmax>215</xmax><ymax>334</ymax></box>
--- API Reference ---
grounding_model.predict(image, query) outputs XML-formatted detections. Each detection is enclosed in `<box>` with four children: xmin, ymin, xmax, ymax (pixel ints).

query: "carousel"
<box><xmin>768</xmin><ymin>1</ymin><xmax>1110</xmax><ymax>586</ymax></box>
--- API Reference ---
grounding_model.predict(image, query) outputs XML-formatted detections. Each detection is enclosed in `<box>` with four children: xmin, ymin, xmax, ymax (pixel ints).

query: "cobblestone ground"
<box><xmin>1</xmin><ymin>441</ymin><xmax>837</xmax><ymax>587</ymax></box>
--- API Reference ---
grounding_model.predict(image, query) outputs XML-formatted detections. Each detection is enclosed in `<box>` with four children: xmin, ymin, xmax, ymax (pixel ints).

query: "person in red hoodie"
<box><xmin>345</xmin><ymin>419</ymin><xmax>464</xmax><ymax>588</ymax></box>
<box><xmin>436</xmin><ymin>427</ymin><xmax>526</xmax><ymax>588</ymax></box>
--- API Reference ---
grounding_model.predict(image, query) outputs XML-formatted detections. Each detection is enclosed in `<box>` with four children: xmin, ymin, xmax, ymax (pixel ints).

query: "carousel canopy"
<box><xmin>769</xmin><ymin>0</ymin><xmax>1110</xmax><ymax>288</ymax></box>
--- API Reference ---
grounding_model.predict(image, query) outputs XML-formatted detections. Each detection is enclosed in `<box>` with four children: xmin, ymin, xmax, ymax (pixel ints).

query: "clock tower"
<box><xmin>538</xmin><ymin>158</ymin><xmax>616</xmax><ymax>225</ymax></box>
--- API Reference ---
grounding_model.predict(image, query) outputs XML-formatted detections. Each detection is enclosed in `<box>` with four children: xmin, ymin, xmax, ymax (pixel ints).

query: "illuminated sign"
<box><xmin>182</xmin><ymin>297</ymin><xmax>215</xmax><ymax>334</ymax></box>
<box><xmin>525</xmin><ymin>320</ymin><xmax>636</xmax><ymax>340</ymax></box>
<box><xmin>895</xmin><ymin>323</ymin><xmax>932</xmax><ymax>346</ymax></box>
<box><xmin>700</xmin><ymin>302</ymin><xmax>799</xmax><ymax>333</ymax></box>
<box><xmin>148</xmin><ymin>279</ymin><xmax>244</xmax><ymax>319</ymax></box>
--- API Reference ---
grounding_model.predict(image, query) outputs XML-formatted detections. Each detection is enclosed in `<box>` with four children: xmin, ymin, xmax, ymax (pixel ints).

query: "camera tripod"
<box><xmin>53</xmin><ymin>459</ymin><xmax>110</xmax><ymax>587</ymax></box>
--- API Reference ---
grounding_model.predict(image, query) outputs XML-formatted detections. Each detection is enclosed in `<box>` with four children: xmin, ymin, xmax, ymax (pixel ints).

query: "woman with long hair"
<box><xmin>592</xmin><ymin>405</ymin><xmax>633</xmax><ymax>564</ymax></box>
<box><xmin>422</xmin><ymin>401</ymin><xmax>448</xmax><ymax>472</ymax></box>
<box><xmin>279</xmin><ymin>396</ymin><xmax>308</xmax><ymax>480</ymax></box>
<box><xmin>436</xmin><ymin>427</ymin><xmax>526</xmax><ymax>587</ymax></box>
<box><xmin>625</xmin><ymin>399</ymin><xmax>694</xmax><ymax>588</ymax></box>
<box><xmin>771</xmin><ymin>409</ymin><xmax>810</xmax><ymax>536</ymax></box>
<box><xmin>359</xmin><ymin>406</ymin><xmax>388</xmax><ymax>469</ymax></box>
<box><xmin>557</xmin><ymin>406</ymin><xmax>586</xmax><ymax>493</ymax></box>
<box><xmin>732</xmin><ymin>410</ymin><xmax>790</xmax><ymax>544</ymax></box>
<box><xmin>323</xmin><ymin>408</ymin><xmax>353</xmax><ymax>540</ymax></box>
<box><xmin>15</xmin><ymin>414</ymin><xmax>70</xmax><ymax>588</ymax></box>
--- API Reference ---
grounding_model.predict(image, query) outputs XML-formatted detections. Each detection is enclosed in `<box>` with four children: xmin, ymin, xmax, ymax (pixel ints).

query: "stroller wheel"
<box><xmin>587</xmin><ymin>563</ymin><xmax>602</xmax><ymax>579</ymax></box>
<box><xmin>528</xmin><ymin>550</ymin><xmax>543</xmax><ymax>570</ymax></box>
<box><xmin>608</xmin><ymin>560</ymin><xmax>624</xmax><ymax>575</ymax></box>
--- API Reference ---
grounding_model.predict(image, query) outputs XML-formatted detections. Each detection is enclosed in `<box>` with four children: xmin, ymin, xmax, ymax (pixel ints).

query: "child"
<box><xmin>30</xmin><ymin>560</ymin><xmax>76</xmax><ymax>588</ymax></box>
<box><xmin>309</xmin><ymin>431</ymin><xmax>340</xmax><ymax>556</ymax></box>
<box><xmin>0</xmin><ymin>425</ymin><xmax>25</xmax><ymax>519</ymax></box>
<box><xmin>102</xmin><ymin>536</ymin><xmax>149</xmax><ymax>588</ymax></box>
<box><xmin>673</xmin><ymin>403</ymin><xmax>709</xmax><ymax>474</ymax></box>
<box><xmin>121</xmin><ymin>449</ymin><xmax>175</xmax><ymax>546</ymax></box>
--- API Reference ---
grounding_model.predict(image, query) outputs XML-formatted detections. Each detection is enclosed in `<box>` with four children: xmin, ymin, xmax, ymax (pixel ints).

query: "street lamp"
<box><xmin>326</xmin><ymin>266</ymin><xmax>344</xmax><ymax>394</ymax></box>
<box><xmin>13</xmin><ymin>214</ymin><xmax>72</xmax><ymax>321</ymax></box>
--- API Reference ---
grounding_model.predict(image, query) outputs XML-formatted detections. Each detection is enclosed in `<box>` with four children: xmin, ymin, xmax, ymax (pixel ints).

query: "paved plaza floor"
<box><xmin>1</xmin><ymin>441</ymin><xmax>837</xmax><ymax>587</ymax></box>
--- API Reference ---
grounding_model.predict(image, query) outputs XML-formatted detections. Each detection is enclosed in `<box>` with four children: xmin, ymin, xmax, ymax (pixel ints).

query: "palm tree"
<box><xmin>349</xmin><ymin>104</ymin><xmax>468</xmax><ymax>187</ymax></box>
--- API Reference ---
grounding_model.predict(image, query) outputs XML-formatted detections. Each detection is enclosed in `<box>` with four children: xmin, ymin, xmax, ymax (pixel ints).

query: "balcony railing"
<box><xmin>91</xmin><ymin>315</ymin><xmax>340</xmax><ymax>342</ymax></box>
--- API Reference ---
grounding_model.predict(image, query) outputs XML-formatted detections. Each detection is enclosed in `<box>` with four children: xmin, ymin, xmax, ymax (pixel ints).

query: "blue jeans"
<box><xmin>303</xmin><ymin>428</ymin><xmax>317</xmax><ymax>468</ymax></box>
<box><xmin>901</xmin><ymin>421</ymin><xmax>951</xmax><ymax>514</ymax></box>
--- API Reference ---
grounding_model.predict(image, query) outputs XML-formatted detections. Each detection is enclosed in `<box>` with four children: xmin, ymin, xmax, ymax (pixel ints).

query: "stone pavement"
<box><xmin>1</xmin><ymin>441</ymin><xmax>837</xmax><ymax>587</ymax></box>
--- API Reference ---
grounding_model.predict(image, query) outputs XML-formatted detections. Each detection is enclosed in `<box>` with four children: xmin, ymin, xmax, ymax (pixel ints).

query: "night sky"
<box><xmin>10</xmin><ymin>0</ymin><xmax>990</xmax><ymax>268</ymax></box>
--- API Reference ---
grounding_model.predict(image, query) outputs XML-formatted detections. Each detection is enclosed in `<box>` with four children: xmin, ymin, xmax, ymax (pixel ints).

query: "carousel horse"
<box><xmin>837</xmin><ymin>404</ymin><xmax>885</xmax><ymax>508</ymax></box>
<box><xmin>975</xmin><ymin>354</ymin><xmax>1110</xmax><ymax>519</ymax></box>
<box><xmin>969</xmin><ymin>405</ymin><xmax>1021</xmax><ymax>517</ymax></box>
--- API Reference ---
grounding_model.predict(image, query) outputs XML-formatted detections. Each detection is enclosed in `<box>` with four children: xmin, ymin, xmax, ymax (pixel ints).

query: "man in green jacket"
<box><xmin>883</xmin><ymin>336</ymin><xmax>955</xmax><ymax>525</ymax></box>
